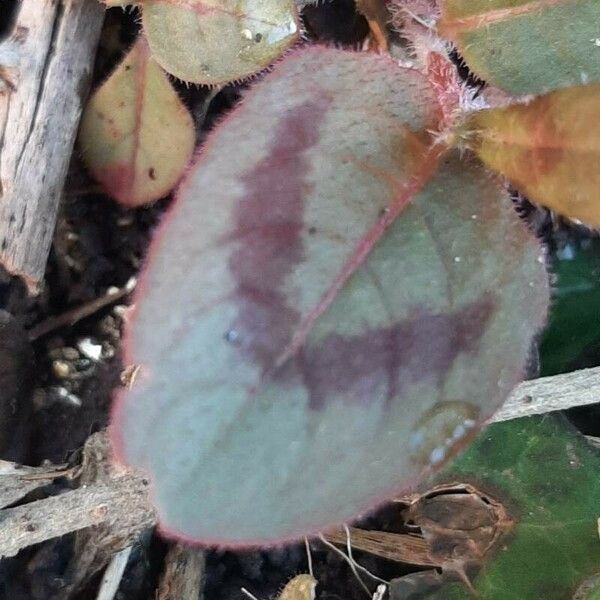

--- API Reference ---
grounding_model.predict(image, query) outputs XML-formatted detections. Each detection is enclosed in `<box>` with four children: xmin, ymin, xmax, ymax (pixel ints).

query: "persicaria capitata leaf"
<box><xmin>78</xmin><ymin>38</ymin><xmax>195</xmax><ymax>207</ymax></box>
<box><xmin>141</xmin><ymin>0</ymin><xmax>300</xmax><ymax>84</ymax></box>
<box><xmin>111</xmin><ymin>47</ymin><xmax>549</xmax><ymax>546</ymax></box>
<box><xmin>464</xmin><ymin>83</ymin><xmax>600</xmax><ymax>226</ymax></box>
<box><xmin>439</xmin><ymin>0</ymin><xmax>600</xmax><ymax>96</ymax></box>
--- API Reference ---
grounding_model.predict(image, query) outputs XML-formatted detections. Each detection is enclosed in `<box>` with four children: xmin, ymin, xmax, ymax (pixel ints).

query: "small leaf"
<box><xmin>111</xmin><ymin>47</ymin><xmax>548</xmax><ymax>545</ymax></box>
<box><xmin>400</xmin><ymin>415</ymin><xmax>600</xmax><ymax>599</ymax></box>
<box><xmin>279</xmin><ymin>575</ymin><xmax>317</xmax><ymax>600</ymax></box>
<box><xmin>141</xmin><ymin>0</ymin><xmax>300</xmax><ymax>84</ymax></box>
<box><xmin>78</xmin><ymin>38</ymin><xmax>195</xmax><ymax>207</ymax></box>
<box><xmin>439</xmin><ymin>0</ymin><xmax>600</xmax><ymax>96</ymax></box>
<box><xmin>463</xmin><ymin>83</ymin><xmax>600</xmax><ymax>225</ymax></box>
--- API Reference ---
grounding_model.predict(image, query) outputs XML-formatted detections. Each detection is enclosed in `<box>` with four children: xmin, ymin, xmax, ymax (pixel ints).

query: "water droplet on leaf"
<box><xmin>409</xmin><ymin>401</ymin><xmax>478</xmax><ymax>466</ymax></box>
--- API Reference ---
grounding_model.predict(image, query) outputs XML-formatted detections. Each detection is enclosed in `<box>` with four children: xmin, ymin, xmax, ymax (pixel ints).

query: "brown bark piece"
<box><xmin>0</xmin><ymin>460</ymin><xmax>70</xmax><ymax>509</ymax></box>
<box><xmin>0</xmin><ymin>478</ymin><xmax>153</xmax><ymax>560</ymax></box>
<box><xmin>50</xmin><ymin>432</ymin><xmax>156</xmax><ymax>598</ymax></box>
<box><xmin>323</xmin><ymin>526</ymin><xmax>440</xmax><ymax>567</ymax></box>
<box><xmin>0</xmin><ymin>0</ymin><xmax>104</xmax><ymax>290</ymax></box>
<box><xmin>0</xmin><ymin>430</ymin><xmax>155</xmax><ymax>600</ymax></box>
<box><xmin>156</xmin><ymin>544</ymin><xmax>206</xmax><ymax>600</ymax></box>
<box><xmin>494</xmin><ymin>366</ymin><xmax>600</xmax><ymax>422</ymax></box>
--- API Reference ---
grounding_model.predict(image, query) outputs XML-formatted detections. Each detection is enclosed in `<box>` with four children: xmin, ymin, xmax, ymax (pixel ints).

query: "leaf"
<box><xmin>279</xmin><ymin>575</ymin><xmax>317</xmax><ymax>600</ymax></box>
<box><xmin>397</xmin><ymin>415</ymin><xmax>600</xmax><ymax>599</ymax></box>
<box><xmin>439</xmin><ymin>0</ymin><xmax>600</xmax><ymax>96</ymax></box>
<box><xmin>111</xmin><ymin>47</ymin><xmax>548</xmax><ymax>545</ymax></box>
<box><xmin>78</xmin><ymin>38</ymin><xmax>195</xmax><ymax>207</ymax></box>
<box><xmin>141</xmin><ymin>0</ymin><xmax>300</xmax><ymax>84</ymax></box>
<box><xmin>463</xmin><ymin>83</ymin><xmax>600</xmax><ymax>226</ymax></box>
<box><xmin>540</xmin><ymin>238</ymin><xmax>600</xmax><ymax>376</ymax></box>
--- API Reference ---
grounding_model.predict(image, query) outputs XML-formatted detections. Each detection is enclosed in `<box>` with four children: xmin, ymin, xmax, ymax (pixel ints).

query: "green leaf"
<box><xmin>141</xmin><ymin>0</ymin><xmax>300</xmax><ymax>84</ymax></box>
<box><xmin>399</xmin><ymin>415</ymin><xmax>600</xmax><ymax>600</ymax></box>
<box><xmin>540</xmin><ymin>239</ymin><xmax>600</xmax><ymax>376</ymax></box>
<box><xmin>439</xmin><ymin>0</ymin><xmax>600</xmax><ymax>96</ymax></box>
<box><xmin>111</xmin><ymin>47</ymin><xmax>548</xmax><ymax>545</ymax></box>
<box><xmin>78</xmin><ymin>38</ymin><xmax>195</xmax><ymax>207</ymax></box>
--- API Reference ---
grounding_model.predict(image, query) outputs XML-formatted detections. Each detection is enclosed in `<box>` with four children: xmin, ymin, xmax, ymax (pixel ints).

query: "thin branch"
<box><xmin>492</xmin><ymin>366</ymin><xmax>600</xmax><ymax>423</ymax></box>
<box><xmin>304</xmin><ymin>537</ymin><xmax>314</xmax><ymax>577</ymax></box>
<box><xmin>1</xmin><ymin>367</ymin><xmax>599</xmax><ymax>562</ymax></box>
<box><xmin>323</xmin><ymin>527</ymin><xmax>438</xmax><ymax>568</ymax></box>
<box><xmin>0</xmin><ymin>0</ymin><xmax>104</xmax><ymax>289</ymax></box>
<box><xmin>28</xmin><ymin>278</ymin><xmax>136</xmax><ymax>340</ymax></box>
<box><xmin>0</xmin><ymin>478</ymin><xmax>155</xmax><ymax>559</ymax></box>
<box><xmin>96</xmin><ymin>546</ymin><xmax>132</xmax><ymax>600</ymax></box>
<box><xmin>155</xmin><ymin>544</ymin><xmax>205</xmax><ymax>600</ymax></box>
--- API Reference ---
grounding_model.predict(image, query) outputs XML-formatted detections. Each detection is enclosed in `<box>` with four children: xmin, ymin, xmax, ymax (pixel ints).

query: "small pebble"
<box><xmin>77</xmin><ymin>338</ymin><xmax>103</xmax><ymax>361</ymax></box>
<box><xmin>52</xmin><ymin>360</ymin><xmax>70</xmax><ymax>379</ymax></box>
<box><xmin>62</xmin><ymin>347</ymin><xmax>80</xmax><ymax>361</ymax></box>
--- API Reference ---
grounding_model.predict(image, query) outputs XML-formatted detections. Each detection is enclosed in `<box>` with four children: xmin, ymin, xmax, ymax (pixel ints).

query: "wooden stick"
<box><xmin>0</xmin><ymin>0</ymin><xmax>104</xmax><ymax>291</ymax></box>
<box><xmin>0</xmin><ymin>459</ymin><xmax>70</xmax><ymax>509</ymax></box>
<box><xmin>156</xmin><ymin>545</ymin><xmax>206</xmax><ymax>600</ymax></box>
<box><xmin>0</xmin><ymin>432</ymin><xmax>155</xmax><ymax>562</ymax></box>
<box><xmin>96</xmin><ymin>546</ymin><xmax>133</xmax><ymax>600</ymax></box>
<box><xmin>28</xmin><ymin>277</ymin><xmax>136</xmax><ymax>340</ymax></box>
<box><xmin>323</xmin><ymin>527</ymin><xmax>438</xmax><ymax>567</ymax></box>
<box><xmin>0</xmin><ymin>478</ymin><xmax>155</xmax><ymax>559</ymax></box>
<box><xmin>1</xmin><ymin>367</ymin><xmax>599</xmax><ymax>561</ymax></box>
<box><xmin>492</xmin><ymin>366</ymin><xmax>600</xmax><ymax>423</ymax></box>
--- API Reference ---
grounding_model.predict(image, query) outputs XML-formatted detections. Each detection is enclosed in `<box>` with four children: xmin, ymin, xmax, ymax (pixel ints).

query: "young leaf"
<box><xmin>398</xmin><ymin>415</ymin><xmax>600</xmax><ymax>599</ymax></box>
<box><xmin>141</xmin><ymin>0</ymin><xmax>300</xmax><ymax>84</ymax></box>
<box><xmin>111</xmin><ymin>47</ymin><xmax>548</xmax><ymax>546</ymax></box>
<box><xmin>279</xmin><ymin>575</ymin><xmax>317</xmax><ymax>600</ymax></box>
<box><xmin>439</xmin><ymin>0</ymin><xmax>600</xmax><ymax>96</ymax></box>
<box><xmin>463</xmin><ymin>83</ymin><xmax>600</xmax><ymax>226</ymax></box>
<box><xmin>78</xmin><ymin>38</ymin><xmax>195</xmax><ymax>207</ymax></box>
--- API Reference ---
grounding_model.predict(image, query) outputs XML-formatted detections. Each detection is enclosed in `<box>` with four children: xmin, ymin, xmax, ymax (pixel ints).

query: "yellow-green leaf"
<box><xmin>463</xmin><ymin>83</ymin><xmax>600</xmax><ymax>225</ymax></box>
<box><xmin>78</xmin><ymin>38</ymin><xmax>195</xmax><ymax>207</ymax></box>
<box><xmin>279</xmin><ymin>575</ymin><xmax>317</xmax><ymax>600</ymax></box>
<box><xmin>141</xmin><ymin>0</ymin><xmax>300</xmax><ymax>84</ymax></box>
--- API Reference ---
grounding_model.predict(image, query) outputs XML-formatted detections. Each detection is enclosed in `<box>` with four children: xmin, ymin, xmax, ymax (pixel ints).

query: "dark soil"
<box><xmin>1</xmin><ymin>3</ymin><xmax>599</xmax><ymax>599</ymax></box>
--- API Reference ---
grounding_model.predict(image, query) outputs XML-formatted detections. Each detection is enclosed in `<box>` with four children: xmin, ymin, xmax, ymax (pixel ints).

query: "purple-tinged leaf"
<box><xmin>111</xmin><ymin>47</ymin><xmax>548</xmax><ymax>546</ymax></box>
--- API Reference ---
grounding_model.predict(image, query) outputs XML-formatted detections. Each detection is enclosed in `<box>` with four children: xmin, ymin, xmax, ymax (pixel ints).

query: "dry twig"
<box><xmin>0</xmin><ymin>366</ymin><xmax>598</xmax><ymax>583</ymax></box>
<box><xmin>0</xmin><ymin>0</ymin><xmax>104</xmax><ymax>289</ymax></box>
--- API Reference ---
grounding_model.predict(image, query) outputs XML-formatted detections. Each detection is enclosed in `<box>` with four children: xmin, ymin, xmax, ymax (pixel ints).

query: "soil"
<box><xmin>1</xmin><ymin>3</ymin><xmax>599</xmax><ymax>599</ymax></box>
